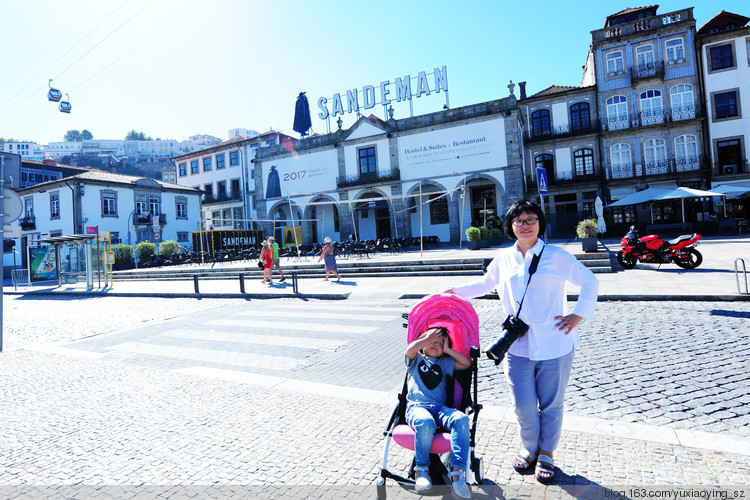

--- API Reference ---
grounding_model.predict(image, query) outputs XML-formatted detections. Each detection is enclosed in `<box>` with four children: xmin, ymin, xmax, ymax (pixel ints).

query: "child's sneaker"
<box><xmin>414</xmin><ymin>468</ymin><xmax>431</xmax><ymax>494</ymax></box>
<box><xmin>450</xmin><ymin>470</ymin><xmax>471</xmax><ymax>499</ymax></box>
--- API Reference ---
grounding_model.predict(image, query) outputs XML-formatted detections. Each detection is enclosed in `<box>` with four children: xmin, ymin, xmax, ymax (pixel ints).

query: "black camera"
<box><xmin>485</xmin><ymin>315</ymin><xmax>529</xmax><ymax>365</ymax></box>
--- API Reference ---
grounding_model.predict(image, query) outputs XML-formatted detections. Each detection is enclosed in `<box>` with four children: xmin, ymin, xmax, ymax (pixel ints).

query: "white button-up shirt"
<box><xmin>453</xmin><ymin>239</ymin><xmax>599</xmax><ymax>361</ymax></box>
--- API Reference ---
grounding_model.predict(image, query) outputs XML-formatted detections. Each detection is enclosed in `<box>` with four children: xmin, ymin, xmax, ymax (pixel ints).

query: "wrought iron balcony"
<box><xmin>337</xmin><ymin>168</ymin><xmax>400</xmax><ymax>188</ymax></box>
<box><xmin>525</xmin><ymin>123</ymin><xmax>600</xmax><ymax>143</ymax></box>
<box><xmin>607</xmin><ymin>155</ymin><xmax>704</xmax><ymax>179</ymax></box>
<box><xmin>19</xmin><ymin>216</ymin><xmax>36</xmax><ymax>230</ymax></box>
<box><xmin>602</xmin><ymin>105</ymin><xmax>703</xmax><ymax>132</ymax></box>
<box><xmin>630</xmin><ymin>61</ymin><xmax>664</xmax><ymax>81</ymax></box>
<box><xmin>202</xmin><ymin>193</ymin><xmax>240</xmax><ymax>204</ymax></box>
<box><xmin>526</xmin><ymin>170</ymin><xmax>605</xmax><ymax>188</ymax></box>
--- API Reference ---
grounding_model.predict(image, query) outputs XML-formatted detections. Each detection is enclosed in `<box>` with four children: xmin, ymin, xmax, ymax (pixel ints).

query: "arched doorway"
<box><xmin>355</xmin><ymin>194</ymin><xmax>391</xmax><ymax>240</ymax></box>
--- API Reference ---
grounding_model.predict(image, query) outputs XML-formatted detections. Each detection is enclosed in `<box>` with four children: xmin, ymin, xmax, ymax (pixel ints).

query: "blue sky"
<box><xmin>1</xmin><ymin>0</ymin><xmax>746</xmax><ymax>146</ymax></box>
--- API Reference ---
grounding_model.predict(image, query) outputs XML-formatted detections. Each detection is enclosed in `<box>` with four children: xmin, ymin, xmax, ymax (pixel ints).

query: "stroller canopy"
<box><xmin>406</xmin><ymin>293</ymin><xmax>480</xmax><ymax>357</ymax></box>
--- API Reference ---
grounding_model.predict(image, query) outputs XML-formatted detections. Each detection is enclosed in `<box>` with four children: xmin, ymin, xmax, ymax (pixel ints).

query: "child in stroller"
<box><xmin>406</xmin><ymin>326</ymin><xmax>472</xmax><ymax>498</ymax></box>
<box><xmin>377</xmin><ymin>293</ymin><xmax>483</xmax><ymax>499</ymax></box>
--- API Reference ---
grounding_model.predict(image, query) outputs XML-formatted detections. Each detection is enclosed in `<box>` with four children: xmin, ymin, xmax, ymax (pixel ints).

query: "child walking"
<box><xmin>405</xmin><ymin>327</ymin><xmax>472</xmax><ymax>499</ymax></box>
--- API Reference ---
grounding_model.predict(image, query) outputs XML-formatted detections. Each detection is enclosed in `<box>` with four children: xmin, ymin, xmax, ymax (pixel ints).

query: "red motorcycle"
<box><xmin>617</xmin><ymin>226</ymin><xmax>703</xmax><ymax>269</ymax></box>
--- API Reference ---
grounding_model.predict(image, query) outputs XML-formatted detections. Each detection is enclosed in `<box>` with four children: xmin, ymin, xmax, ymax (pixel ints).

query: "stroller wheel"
<box><xmin>472</xmin><ymin>456</ymin><xmax>485</xmax><ymax>484</ymax></box>
<box><xmin>376</xmin><ymin>476</ymin><xmax>386</xmax><ymax>500</ymax></box>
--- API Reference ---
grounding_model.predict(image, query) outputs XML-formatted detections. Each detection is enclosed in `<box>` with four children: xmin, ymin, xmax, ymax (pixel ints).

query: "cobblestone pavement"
<box><xmin>475</xmin><ymin>300</ymin><xmax>750</xmax><ymax>437</ymax></box>
<box><xmin>2</xmin><ymin>294</ymin><xmax>750</xmax><ymax>494</ymax></box>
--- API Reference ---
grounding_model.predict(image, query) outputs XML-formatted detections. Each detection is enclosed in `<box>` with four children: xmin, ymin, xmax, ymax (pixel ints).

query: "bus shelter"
<box><xmin>33</xmin><ymin>234</ymin><xmax>96</xmax><ymax>290</ymax></box>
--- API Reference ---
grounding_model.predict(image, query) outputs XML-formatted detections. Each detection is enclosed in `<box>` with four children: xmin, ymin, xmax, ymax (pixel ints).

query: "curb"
<box><xmin>2</xmin><ymin>290</ymin><xmax>350</xmax><ymax>300</ymax></box>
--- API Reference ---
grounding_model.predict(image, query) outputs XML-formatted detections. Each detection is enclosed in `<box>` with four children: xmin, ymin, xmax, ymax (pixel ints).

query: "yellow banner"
<box><xmin>282</xmin><ymin>225</ymin><xmax>302</xmax><ymax>247</ymax></box>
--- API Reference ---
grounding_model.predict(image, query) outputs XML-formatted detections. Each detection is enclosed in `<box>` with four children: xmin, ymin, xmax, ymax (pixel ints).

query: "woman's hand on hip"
<box><xmin>554</xmin><ymin>314</ymin><xmax>583</xmax><ymax>335</ymax></box>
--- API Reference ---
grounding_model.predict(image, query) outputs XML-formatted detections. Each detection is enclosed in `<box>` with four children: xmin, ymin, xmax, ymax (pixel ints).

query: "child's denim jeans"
<box><xmin>405</xmin><ymin>403</ymin><xmax>470</xmax><ymax>471</ymax></box>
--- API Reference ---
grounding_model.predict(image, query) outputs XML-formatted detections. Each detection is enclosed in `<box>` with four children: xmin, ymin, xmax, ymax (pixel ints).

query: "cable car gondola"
<box><xmin>59</xmin><ymin>93</ymin><xmax>71</xmax><ymax>113</ymax></box>
<box><xmin>47</xmin><ymin>79</ymin><xmax>62</xmax><ymax>102</ymax></box>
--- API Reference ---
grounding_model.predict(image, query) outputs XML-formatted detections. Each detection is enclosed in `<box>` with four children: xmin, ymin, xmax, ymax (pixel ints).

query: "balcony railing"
<box><xmin>607</xmin><ymin>155</ymin><xmax>704</xmax><ymax>179</ymax></box>
<box><xmin>630</xmin><ymin>61</ymin><xmax>665</xmax><ymax>81</ymax></box>
<box><xmin>202</xmin><ymin>193</ymin><xmax>241</xmax><ymax>204</ymax></box>
<box><xmin>337</xmin><ymin>168</ymin><xmax>400</xmax><ymax>188</ymax></box>
<box><xmin>526</xmin><ymin>170</ymin><xmax>605</xmax><ymax>188</ymax></box>
<box><xmin>134</xmin><ymin>212</ymin><xmax>167</xmax><ymax>225</ymax></box>
<box><xmin>525</xmin><ymin>123</ymin><xmax>600</xmax><ymax>143</ymax></box>
<box><xmin>19</xmin><ymin>216</ymin><xmax>36</xmax><ymax>230</ymax></box>
<box><xmin>601</xmin><ymin>105</ymin><xmax>703</xmax><ymax>132</ymax></box>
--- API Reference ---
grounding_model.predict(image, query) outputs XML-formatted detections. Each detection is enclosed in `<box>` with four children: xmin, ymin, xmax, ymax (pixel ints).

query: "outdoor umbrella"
<box><xmin>710</xmin><ymin>184</ymin><xmax>750</xmax><ymax>199</ymax></box>
<box><xmin>606</xmin><ymin>187</ymin><xmax>672</xmax><ymax>207</ymax></box>
<box><xmin>595</xmin><ymin>196</ymin><xmax>606</xmax><ymax>234</ymax></box>
<box><xmin>657</xmin><ymin>187</ymin><xmax>726</xmax><ymax>223</ymax></box>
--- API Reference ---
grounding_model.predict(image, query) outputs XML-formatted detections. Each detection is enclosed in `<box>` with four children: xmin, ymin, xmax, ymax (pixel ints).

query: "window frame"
<box><xmin>178</xmin><ymin>162</ymin><xmax>187</xmax><ymax>176</ymax></box>
<box><xmin>530</xmin><ymin>109</ymin><xmax>551</xmax><ymax>136</ymax></box>
<box><xmin>573</xmin><ymin>148</ymin><xmax>595</xmax><ymax>176</ymax></box>
<box><xmin>101</xmin><ymin>190</ymin><xmax>118</xmax><ymax>217</ymax></box>
<box><xmin>609</xmin><ymin>143</ymin><xmax>632</xmax><ymax>179</ymax></box>
<box><xmin>216</xmin><ymin>153</ymin><xmax>225</xmax><ymax>169</ymax></box>
<box><xmin>570</xmin><ymin>102</ymin><xmax>591</xmax><ymax>131</ymax></box>
<box><xmin>428</xmin><ymin>193</ymin><xmax>449</xmax><ymax>225</ymax></box>
<box><xmin>49</xmin><ymin>191</ymin><xmax>60</xmax><ymax>220</ymax></box>
<box><xmin>605</xmin><ymin>50</ymin><xmax>625</xmax><ymax>76</ymax></box>
<box><xmin>148</xmin><ymin>196</ymin><xmax>161</xmax><ymax>216</ymax></box>
<box><xmin>175</xmin><ymin>197</ymin><xmax>188</xmax><ymax>219</ymax></box>
<box><xmin>190</xmin><ymin>160</ymin><xmax>199</xmax><ymax>174</ymax></box>
<box><xmin>708</xmin><ymin>43</ymin><xmax>736</xmax><ymax>72</ymax></box>
<box><xmin>229</xmin><ymin>151</ymin><xmax>239</xmax><ymax>166</ymax></box>
<box><xmin>635</xmin><ymin>44</ymin><xmax>655</xmax><ymax>69</ymax></box>
<box><xmin>203</xmin><ymin>157</ymin><xmax>212</xmax><ymax>172</ymax></box>
<box><xmin>712</xmin><ymin>89</ymin><xmax>741</xmax><ymax>121</ymax></box>
<box><xmin>665</xmin><ymin>37</ymin><xmax>685</xmax><ymax>64</ymax></box>
<box><xmin>358</xmin><ymin>146</ymin><xmax>377</xmax><ymax>176</ymax></box>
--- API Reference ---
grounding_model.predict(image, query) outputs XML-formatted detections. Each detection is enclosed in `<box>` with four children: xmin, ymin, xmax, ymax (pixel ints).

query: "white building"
<box><xmin>3</xmin><ymin>141</ymin><xmax>44</xmax><ymax>161</ymax></box>
<box><xmin>174</xmin><ymin>130</ymin><xmax>290</xmax><ymax>231</ymax></box>
<box><xmin>11</xmin><ymin>170</ymin><xmax>201</xmax><ymax>270</ymax></box>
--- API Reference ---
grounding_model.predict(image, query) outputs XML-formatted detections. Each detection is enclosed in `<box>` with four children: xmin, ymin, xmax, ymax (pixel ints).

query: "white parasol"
<box><xmin>595</xmin><ymin>196</ymin><xmax>606</xmax><ymax>234</ymax></box>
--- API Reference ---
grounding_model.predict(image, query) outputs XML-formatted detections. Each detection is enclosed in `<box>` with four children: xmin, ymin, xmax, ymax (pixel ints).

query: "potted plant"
<box><xmin>112</xmin><ymin>244</ymin><xmax>135</xmax><ymax>271</ymax></box>
<box><xmin>465</xmin><ymin>226</ymin><xmax>481</xmax><ymax>250</ymax></box>
<box><xmin>479</xmin><ymin>226</ymin><xmax>490</xmax><ymax>248</ymax></box>
<box><xmin>489</xmin><ymin>227</ymin><xmax>503</xmax><ymax>246</ymax></box>
<box><xmin>576</xmin><ymin>218</ymin><xmax>599</xmax><ymax>252</ymax></box>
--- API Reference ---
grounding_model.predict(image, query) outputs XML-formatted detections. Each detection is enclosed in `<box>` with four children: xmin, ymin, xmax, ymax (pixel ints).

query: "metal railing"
<box><xmin>336</xmin><ymin>168</ymin><xmax>400</xmax><ymax>188</ymax></box>
<box><xmin>607</xmin><ymin>155</ymin><xmax>703</xmax><ymax>179</ymax></box>
<box><xmin>525</xmin><ymin>122</ymin><xmax>600</xmax><ymax>143</ymax></box>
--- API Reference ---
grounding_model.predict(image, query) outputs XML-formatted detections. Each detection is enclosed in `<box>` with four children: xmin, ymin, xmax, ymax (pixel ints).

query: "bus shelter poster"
<box><xmin>29</xmin><ymin>246</ymin><xmax>57</xmax><ymax>281</ymax></box>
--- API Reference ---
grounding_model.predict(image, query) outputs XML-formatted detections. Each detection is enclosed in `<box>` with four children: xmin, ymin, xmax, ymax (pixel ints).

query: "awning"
<box><xmin>711</xmin><ymin>184</ymin><xmax>750</xmax><ymax>199</ymax></box>
<box><xmin>607</xmin><ymin>187</ymin><xmax>671</xmax><ymax>207</ymax></box>
<box><xmin>36</xmin><ymin>234</ymin><xmax>95</xmax><ymax>244</ymax></box>
<box><xmin>608</xmin><ymin>185</ymin><xmax>637</xmax><ymax>201</ymax></box>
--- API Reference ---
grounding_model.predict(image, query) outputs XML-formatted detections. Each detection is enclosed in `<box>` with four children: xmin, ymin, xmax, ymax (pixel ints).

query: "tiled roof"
<box><xmin>17</xmin><ymin>169</ymin><xmax>199</xmax><ymax>193</ymax></box>
<box><xmin>527</xmin><ymin>85</ymin><xmax>581</xmax><ymax>99</ymax></box>
<box><xmin>698</xmin><ymin>10</ymin><xmax>750</xmax><ymax>35</ymax></box>
<box><xmin>609</xmin><ymin>5</ymin><xmax>657</xmax><ymax>18</ymax></box>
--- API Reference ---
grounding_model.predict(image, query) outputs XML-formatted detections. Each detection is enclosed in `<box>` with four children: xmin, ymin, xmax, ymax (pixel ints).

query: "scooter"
<box><xmin>617</xmin><ymin>226</ymin><xmax>703</xmax><ymax>269</ymax></box>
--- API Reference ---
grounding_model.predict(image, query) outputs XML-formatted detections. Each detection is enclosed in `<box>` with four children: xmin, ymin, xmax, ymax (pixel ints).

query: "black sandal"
<box><xmin>513</xmin><ymin>452</ymin><xmax>536</xmax><ymax>473</ymax></box>
<box><xmin>535</xmin><ymin>455</ymin><xmax>555</xmax><ymax>484</ymax></box>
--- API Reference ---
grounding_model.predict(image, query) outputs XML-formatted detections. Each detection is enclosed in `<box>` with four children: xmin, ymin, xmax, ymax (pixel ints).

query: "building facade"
<box><xmin>173</xmin><ymin>131</ymin><xmax>289</xmax><ymax>232</ymax></box>
<box><xmin>251</xmin><ymin>93</ymin><xmax>524</xmax><ymax>247</ymax></box>
<box><xmin>697</xmin><ymin>10</ymin><xmax>750</xmax><ymax>222</ymax></box>
<box><xmin>12</xmin><ymin>170</ymin><xmax>201</xmax><ymax>269</ymax></box>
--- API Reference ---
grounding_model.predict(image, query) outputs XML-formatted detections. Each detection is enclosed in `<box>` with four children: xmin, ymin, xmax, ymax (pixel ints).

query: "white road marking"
<box><xmin>234</xmin><ymin>311</ymin><xmax>396</xmax><ymax>322</ymax></box>
<box><xmin>205</xmin><ymin>319</ymin><xmax>377</xmax><ymax>334</ymax></box>
<box><xmin>160</xmin><ymin>329</ymin><xmax>345</xmax><ymax>352</ymax></box>
<box><xmin>103</xmin><ymin>342</ymin><xmax>307</xmax><ymax>370</ymax></box>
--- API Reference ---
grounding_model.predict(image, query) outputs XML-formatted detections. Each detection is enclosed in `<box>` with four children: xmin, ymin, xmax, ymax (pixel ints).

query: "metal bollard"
<box><xmin>193</xmin><ymin>274</ymin><xmax>200</xmax><ymax>294</ymax></box>
<box><xmin>239</xmin><ymin>273</ymin><xmax>245</xmax><ymax>294</ymax></box>
<box><xmin>735</xmin><ymin>258</ymin><xmax>748</xmax><ymax>295</ymax></box>
<box><xmin>292</xmin><ymin>272</ymin><xmax>298</xmax><ymax>294</ymax></box>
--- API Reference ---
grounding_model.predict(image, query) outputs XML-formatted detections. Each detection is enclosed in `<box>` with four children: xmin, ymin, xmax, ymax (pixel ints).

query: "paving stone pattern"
<box><xmin>474</xmin><ymin>300</ymin><xmax>750</xmax><ymax>437</ymax></box>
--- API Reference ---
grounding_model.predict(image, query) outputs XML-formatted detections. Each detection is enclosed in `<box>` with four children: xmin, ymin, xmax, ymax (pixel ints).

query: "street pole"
<box><xmin>1</xmin><ymin>156</ymin><xmax>5</xmax><ymax>352</ymax></box>
<box><xmin>419</xmin><ymin>181</ymin><xmax>424</xmax><ymax>257</ymax></box>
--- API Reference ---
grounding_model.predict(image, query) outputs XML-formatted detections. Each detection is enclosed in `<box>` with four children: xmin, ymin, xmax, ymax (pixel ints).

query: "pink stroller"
<box><xmin>376</xmin><ymin>293</ymin><xmax>484</xmax><ymax>496</ymax></box>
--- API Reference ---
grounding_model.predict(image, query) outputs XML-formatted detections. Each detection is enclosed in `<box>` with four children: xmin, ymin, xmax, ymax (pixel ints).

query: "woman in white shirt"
<box><xmin>447</xmin><ymin>200</ymin><xmax>599</xmax><ymax>483</ymax></box>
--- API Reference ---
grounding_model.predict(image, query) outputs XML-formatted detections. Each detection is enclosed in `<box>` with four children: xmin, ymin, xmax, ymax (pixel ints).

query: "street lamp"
<box><xmin>127</xmin><ymin>209</ymin><xmax>137</xmax><ymax>268</ymax></box>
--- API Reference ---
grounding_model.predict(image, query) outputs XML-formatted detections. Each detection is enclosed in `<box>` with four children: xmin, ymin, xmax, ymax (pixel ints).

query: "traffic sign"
<box><xmin>106</xmin><ymin>252</ymin><xmax>115</xmax><ymax>264</ymax></box>
<box><xmin>152</xmin><ymin>216</ymin><xmax>160</xmax><ymax>227</ymax></box>
<box><xmin>153</xmin><ymin>230</ymin><xmax>161</xmax><ymax>241</ymax></box>
<box><xmin>2</xmin><ymin>188</ymin><xmax>23</xmax><ymax>223</ymax></box>
<box><xmin>536</xmin><ymin>167</ymin><xmax>549</xmax><ymax>195</ymax></box>
<box><xmin>86</xmin><ymin>226</ymin><xmax>99</xmax><ymax>234</ymax></box>
<box><xmin>3</xmin><ymin>224</ymin><xmax>21</xmax><ymax>238</ymax></box>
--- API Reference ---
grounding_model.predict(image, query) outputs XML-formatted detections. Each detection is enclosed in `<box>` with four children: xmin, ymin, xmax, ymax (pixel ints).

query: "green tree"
<box><xmin>125</xmin><ymin>130</ymin><xmax>152</xmax><ymax>141</ymax></box>
<box><xmin>81</xmin><ymin>129</ymin><xmax>93</xmax><ymax>140</ymax></box>
<box><xmin>64</xmin><ymin>130</ymin><xmax>81</xmax><ymax>142</ymax></box>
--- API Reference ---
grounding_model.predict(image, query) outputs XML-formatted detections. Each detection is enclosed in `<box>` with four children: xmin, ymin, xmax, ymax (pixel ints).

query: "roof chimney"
<box><xmin>519</xmin><ymin>82</ymin><xmax>527</xmax><ymax>100</ymax></box>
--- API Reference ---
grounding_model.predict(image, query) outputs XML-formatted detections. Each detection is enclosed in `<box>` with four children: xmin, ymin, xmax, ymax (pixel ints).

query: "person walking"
<box><xmin>317</xmin><ymin>236</ymin><xmax>341</xmax><ymax>281</ymax></box>
<box><xmin>446</xmin><ymin>200</ymin><xmax>599</xmax><ymax>483</ymax></box>
<box><xmin>268</xmin><ymin>236</ymin><xmax>285</xmax><ymax>282</ymax></box>
<box><xmin>259</xmin><ymin>240</ymin><xmax>274</xmax><ymax>284</ymax></box>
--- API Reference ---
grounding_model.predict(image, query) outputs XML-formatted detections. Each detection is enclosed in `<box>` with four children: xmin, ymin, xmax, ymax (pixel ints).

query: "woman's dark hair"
<box><xmin>503</xmin><ymin>200</ymin><xmax>547</xmax><ymax>239</ymax></box>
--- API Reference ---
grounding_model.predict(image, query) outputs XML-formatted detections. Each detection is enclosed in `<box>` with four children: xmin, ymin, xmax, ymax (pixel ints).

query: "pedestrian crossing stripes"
<box><xmin>234</xmin><ymin>311</ymin><xmax>394</xmax><ymax>322</ymax></box>
<box><xmin>204</xmin><ymin>319</ymin><xmax>377</xmax><ymax>334</ymax></box>
<box><xmin>160</xmin><ymin>329</ymin><xmax>346</xmax><ymax>352</ymax></box>
<box><xmin>103</xmin><ymin>342</ymin><xmax>308</xmax><ymax>370</ymax></box>
<box><xmin>263</xmin><ymin>303</ymin><xmax>408</xmax><ymax>313</ymax></box>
